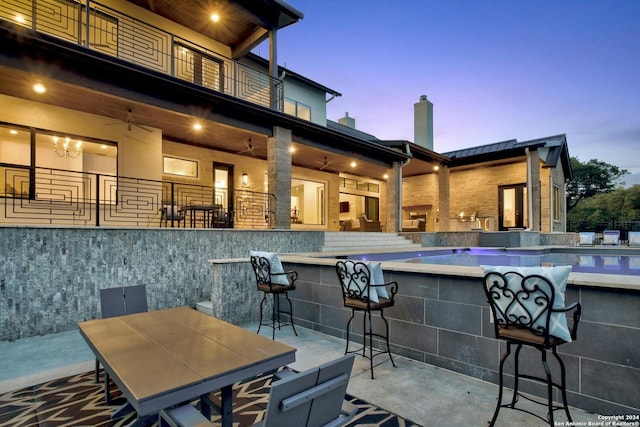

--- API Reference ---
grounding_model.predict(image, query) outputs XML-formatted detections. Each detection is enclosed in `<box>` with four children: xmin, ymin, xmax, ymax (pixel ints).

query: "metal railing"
<box><xmin>0</xmin><ymin>0</ymin><xmax>283</xmax><ymax>110</ymax></box>
<box><xmin>1</xmin><ymin>164</ymin><xmax>275</xmax><ymax>228</ymax></box>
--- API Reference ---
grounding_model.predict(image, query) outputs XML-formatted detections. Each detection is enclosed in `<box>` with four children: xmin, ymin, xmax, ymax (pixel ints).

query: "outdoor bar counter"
<box><xmin>208</xmin><ymin>254</ymin><xmax>639</xmax><ymax>418</ymax></box>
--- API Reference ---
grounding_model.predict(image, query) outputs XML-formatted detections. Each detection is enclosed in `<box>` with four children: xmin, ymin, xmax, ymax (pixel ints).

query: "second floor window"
<box><xmin>284</xmin><ymin>99</ymin><xmax>311</xmax><ymax>121</ymax></box>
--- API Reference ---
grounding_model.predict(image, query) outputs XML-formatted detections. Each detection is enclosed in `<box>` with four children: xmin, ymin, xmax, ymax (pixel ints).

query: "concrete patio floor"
<box><xmin>0</xmin><ymin>320</ymin><xmax>603</xmax><ymax>426</ymax></box>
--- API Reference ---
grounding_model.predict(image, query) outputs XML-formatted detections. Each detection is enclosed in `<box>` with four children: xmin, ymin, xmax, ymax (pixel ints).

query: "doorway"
<box><xmin>498</xmin><ymin>184</ymin><xmax>527</xmax><ymax>230</ymax></box>
<box><xmin>213</xmin><ymin>163</ymin><xmax>233</xmax><ymax>227</ymax></box>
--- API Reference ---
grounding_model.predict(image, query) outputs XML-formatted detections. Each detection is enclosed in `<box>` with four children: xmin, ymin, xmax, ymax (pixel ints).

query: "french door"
<box><xmin>498</xmin><ymin>184</ymin><xmax>527</xmax><ymax>230</ymax></box>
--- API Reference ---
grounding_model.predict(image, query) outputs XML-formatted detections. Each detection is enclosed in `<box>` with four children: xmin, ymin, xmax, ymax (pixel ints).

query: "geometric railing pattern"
<box><xmin>0</xmin><ymin>0</ymin><xmax>283</xmax><ymax>110</ymax></box>
<box><xmin>1</xmin><ymin>165</ymin><xmax>274</xmax><ymax>229</ymax></box>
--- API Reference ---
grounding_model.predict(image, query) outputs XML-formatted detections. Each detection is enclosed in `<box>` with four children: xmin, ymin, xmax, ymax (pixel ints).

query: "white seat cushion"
<box><xmin>482</xmin><ymin>265</ymin><xmax>573</xmax><ymax>342</ymax></box>
<box><xmin>250</xmin><ymin>250</ymin><xmax>289</xmax><ymax>285</ymax></box>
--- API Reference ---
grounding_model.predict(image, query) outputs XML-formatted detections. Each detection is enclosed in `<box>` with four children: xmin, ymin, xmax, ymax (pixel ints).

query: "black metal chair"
<box><xmin>97</xmin><ymin>285</ymin><xmax>148</xmax><ymax>402</ymax></box>
<box><xmin>250</xmin><ymin>254</ymin><xmax>298</xmax><ymax>340</ymax></box>
<box><xmin>483</xmin><ymin>270</ymin><xmax>581</xmax><ymax>426</ymax></box>
<box><xmin>335</xmin><ymin>260</ymin><xmax>398</xmax><ymax>379</ymax></box>
<box><xmin>161</xmin><ymin>204</ymin><xmax>185</xmax><ymax>227</ymax></box>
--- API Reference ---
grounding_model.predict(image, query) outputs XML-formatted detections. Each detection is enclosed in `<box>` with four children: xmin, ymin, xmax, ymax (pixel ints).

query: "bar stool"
<box><xmin>250</xmin><ymin>252</ymin><xmax>298</xmax><ymax>340</ymax></box>
<box><xmin>335</xmin><ymin>259</ymin><xmax>398</xmax><ymax>379</ymax></box>
<box><xmin>482</xmin><ymin>266</ymin><xmax>582</xmax><ymax>426</ymax></box>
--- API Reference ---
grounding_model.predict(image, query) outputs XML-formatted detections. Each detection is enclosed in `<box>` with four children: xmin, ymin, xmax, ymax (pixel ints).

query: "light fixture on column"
<box><xmin>53</xmin><ymin>136</ymin><xmax>81</xmax><ymax>158</ymax></box>
<box><xmin>242</xmin><ymin>172</ymin><xmax>249</xmax><ymax>187</ymax></box>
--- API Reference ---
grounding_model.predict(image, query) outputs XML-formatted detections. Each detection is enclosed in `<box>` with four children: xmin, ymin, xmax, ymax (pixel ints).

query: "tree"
<box><xmin>566</xmin><ymin>157</ymin><xmax>628</xmax><ymax>210</ymax></box>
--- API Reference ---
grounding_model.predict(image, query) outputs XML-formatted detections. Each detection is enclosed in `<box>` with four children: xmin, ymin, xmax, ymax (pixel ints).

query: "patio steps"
<box><xmin>321</xmin><ymin>232</ymin><xmax>422</xmax><ymax>252</ymax></box>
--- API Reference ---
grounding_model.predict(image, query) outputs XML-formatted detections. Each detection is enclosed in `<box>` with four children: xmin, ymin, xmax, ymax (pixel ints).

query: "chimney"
<box><xmin>414</xmin><ymin>95</ymin><xmax>433</xmax><ymax>150</ymax></box>
<box><xmin>338</xmin><ymin>112</ymin><xmax>356</xmax><ymax>129</ymax></box>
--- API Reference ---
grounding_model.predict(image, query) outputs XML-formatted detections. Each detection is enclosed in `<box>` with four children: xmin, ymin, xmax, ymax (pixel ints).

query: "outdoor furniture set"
<box><xmin>83</xmin><ymin>250</ymin><xmax>583</xmax><ymax>426</ymax></box>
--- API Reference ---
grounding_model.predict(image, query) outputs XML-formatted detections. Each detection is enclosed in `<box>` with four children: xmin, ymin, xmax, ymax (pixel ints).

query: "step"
<box><xmin>321</xmin><ymin>232</ymin><xmax>421</xmax><ymax>252</ymax></box>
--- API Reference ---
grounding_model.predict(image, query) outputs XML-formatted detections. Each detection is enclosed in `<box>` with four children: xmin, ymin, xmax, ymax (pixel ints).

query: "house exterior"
<box><xmin>0</xmin><ymin>0</ymin><xmax>410</xmax><ymax>232</ymax></box>
<box><xmin>0</xmin><ymin>0</ymin><xmax>571</xmax><ymax>233</ymax></box>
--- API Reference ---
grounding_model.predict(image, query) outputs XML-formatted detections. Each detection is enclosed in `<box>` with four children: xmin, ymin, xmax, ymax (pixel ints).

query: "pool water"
<box><xmin>349</xmin><ymin>248</ymin><xmax>640</xmax><ymax>276</ymax></box>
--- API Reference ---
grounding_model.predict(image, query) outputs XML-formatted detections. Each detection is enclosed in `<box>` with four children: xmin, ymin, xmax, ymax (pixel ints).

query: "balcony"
<box><xmin>0</xmin><ymin>164</ymin><xmax>275</xmax><ymax>228</ymax></box>
<box><xmin>0</xmin><ymin>0</ymin><xmax>283</xmax><ymax>111</ymax></box>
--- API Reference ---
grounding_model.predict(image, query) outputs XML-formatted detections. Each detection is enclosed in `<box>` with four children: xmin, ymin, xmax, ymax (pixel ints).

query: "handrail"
<box><xmin>0</xmin><ymin>164</ymin><xmax>274</xmax><ymax>229</ymax></box>
<box><xmin>0</xmin><ymin>0</ymin><xmax>283</xmax><ymax>111</ymax></box>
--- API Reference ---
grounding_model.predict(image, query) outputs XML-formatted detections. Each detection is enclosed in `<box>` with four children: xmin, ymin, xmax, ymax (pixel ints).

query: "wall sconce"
<box><xmin>242</xmin><ymin>172</ymin><xmax>249</xmax><ymax>187</ymax></box>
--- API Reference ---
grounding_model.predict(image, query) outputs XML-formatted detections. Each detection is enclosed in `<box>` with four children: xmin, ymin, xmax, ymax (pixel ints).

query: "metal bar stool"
<box><xmin>483</xmin><ymin>267</ymin><xmax>581</xmax><ymax>426</ymax></box>
<box><xmin>250</xmin><ymin>253</ymin><xmax>298</xmax><ymax>340</ymax></box>
<box><xmin>335</xmin><ymin>259</ymin><xmax>398</xmax><ymax>379</ymax></box>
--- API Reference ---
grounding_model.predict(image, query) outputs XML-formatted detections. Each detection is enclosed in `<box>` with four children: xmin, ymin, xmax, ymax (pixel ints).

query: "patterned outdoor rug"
<box><xmin>0</xmin><ymin>371</ymin><xmax>421</xmax><ymax>426</ymax></box>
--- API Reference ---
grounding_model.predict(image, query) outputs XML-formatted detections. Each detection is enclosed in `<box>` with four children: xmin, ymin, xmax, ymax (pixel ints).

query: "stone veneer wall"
<box><xmin>0</xmin><ymin>227</ymin><xmax>323</xmax><ymax>341</ymax></box>
<box><xmin>284</xmin><ymin>259</ymin><xmax>639</xmax><ymax>417</ymax></box>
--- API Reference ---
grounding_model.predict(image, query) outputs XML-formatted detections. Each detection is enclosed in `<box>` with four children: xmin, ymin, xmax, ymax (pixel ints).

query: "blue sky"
<box><xmin>256</xmin><ymin>0</ymin><xmax>640</xmax><ymax>183</ymax></box>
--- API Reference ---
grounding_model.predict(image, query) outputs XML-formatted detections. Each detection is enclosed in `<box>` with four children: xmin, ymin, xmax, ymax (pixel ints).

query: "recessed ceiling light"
<box><xmin>15</xmin><ymin>15</ymin><xmax>25</xmax><ymax>24</ymax></box>
<box><xmin>101</xmin><ymin>144</ymin><xmax>108</xmax><ymax>150</ymax></box>
<box><xmin>383</xmin><ymin>173</ymin><xmax>389</xmax><ymax>180</ymax></box>
<box><xmin>33</xmin><ymin>83</ymin><xmax>46</xmax><ymax>94</ymax></box>
<box><xmin>289</xmin><ymin>145</ymin><xmax>295</xmax><ymax>153</ymax></box>
<box><xmin>350</xmin><ymin>161</ymin><xmax>357</xmax><ymax>168</ymax></box>
<box><xmin>193</xmin><ymin>123</ymin><xmax>202</xmax><ymax>131</ymax></box>
<box><xmin>9</xmin><ymin>129</ymin><xmax>18</xmax><ymax>135</ymax></box>
<box><xmin>210</xmin><ymin>13</ymin><xmax>220</xmax><ymax>23</ymax></box>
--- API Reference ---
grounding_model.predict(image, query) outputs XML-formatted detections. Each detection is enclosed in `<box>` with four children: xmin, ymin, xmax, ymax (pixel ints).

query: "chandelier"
<box><xmin>53</xmin><ymin>136</ymin><xmax>82</xmax><ymax>158</ymax></box>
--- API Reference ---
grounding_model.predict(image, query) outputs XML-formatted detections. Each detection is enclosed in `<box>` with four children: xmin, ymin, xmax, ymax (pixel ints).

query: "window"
<box><xmin>163</xmin><ymin>156</ymin><xmax>198</xmax><ymax>178</ymax></box>
<box><xmin>553</xmin><ymin>185</ymin><xmax>560</xmax><ymax>221</ymax></box>
<box><xmin>284</xmin><ymin>98</ymin><xmax>311</xmax><ymax>121</ymax></box>
<box><xmin>291</xmin><ymin>178</ymin><xmax>325</xmax><ymax>225</ymax></box>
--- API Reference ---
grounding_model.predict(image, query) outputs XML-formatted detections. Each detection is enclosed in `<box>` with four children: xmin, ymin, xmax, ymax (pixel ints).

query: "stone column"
<box><xmin>437</xmin><ymin>166</ymin><xmax>450</xmax><ymax>231</ymax></box>
<box><xmin>385</xmin><ymin>162</ymin><xmax>402</xmax><ymax>232</ymax></box>
<box><xmin>267</xmin><ymin>126</ymin><xmax>292</xmax><ymax>229</ymax></box>
<box><xmin>527</xmin><ymin>149</ymin><xmax>541</xmax><ymax>231</ymax></box>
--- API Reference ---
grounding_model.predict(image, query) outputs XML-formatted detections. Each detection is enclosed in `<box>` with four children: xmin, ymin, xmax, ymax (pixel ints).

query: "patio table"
<box><xmin>78</xmin><ymin>306</ymin><xmax>296</xmax><ymax>427</ymax></box>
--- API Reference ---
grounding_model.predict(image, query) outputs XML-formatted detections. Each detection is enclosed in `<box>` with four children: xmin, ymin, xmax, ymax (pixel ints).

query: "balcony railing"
<box><xmin>0</xmin><ymin>164</ymin><xmax>275</xmax><ymax>229</ymax></box>
<box><xmin>0</xmin><ymin>0</ymin><xmax>283</xmax><ymax>111</ymax></box>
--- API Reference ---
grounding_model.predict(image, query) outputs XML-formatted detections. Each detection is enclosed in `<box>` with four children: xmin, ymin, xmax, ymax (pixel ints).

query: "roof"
<box><xmin>245</xmin><ymin>53</ymin><xmax>342</xmax><ymax>97</ymax></box>
<box><xmin>443</xmin><ymin>134</ymin><xmax>573</xmax><ymax>180</ymax></box>
<box><xmin>327</xmin><ymin>120</ymin><xmax>379</xmax><ymax>142</ymax></box>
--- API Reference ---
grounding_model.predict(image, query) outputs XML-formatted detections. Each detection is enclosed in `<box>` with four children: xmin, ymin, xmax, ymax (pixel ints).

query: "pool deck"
<box><xmin>0</xmin><ymin>322</ymin><xmax>606</xmax><ymax>426</ymax></box>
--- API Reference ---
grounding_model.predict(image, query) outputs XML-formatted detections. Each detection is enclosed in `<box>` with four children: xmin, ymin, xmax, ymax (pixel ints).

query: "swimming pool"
<box><xmin>345</xmin><ymin>247</ymin><xmax>640</xmax><ymax>276</ymax></box>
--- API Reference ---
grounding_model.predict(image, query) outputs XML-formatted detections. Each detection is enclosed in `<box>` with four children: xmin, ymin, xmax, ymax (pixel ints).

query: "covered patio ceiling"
<box><xmin>0</xmin><ymin>64</ymin><xmax>407</xmax><ymax>180</ymax></box>
<box><xmin>125</xmin><ymin>0</ymin><xmax>304</xmax><ymax>58</ymax></box>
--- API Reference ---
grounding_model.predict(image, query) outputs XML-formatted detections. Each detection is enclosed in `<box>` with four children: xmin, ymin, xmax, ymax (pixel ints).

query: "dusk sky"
<box><xmin>256</xmin><ymin>1</ymin><xmax>640</xmax><ymax>183</ymax></box>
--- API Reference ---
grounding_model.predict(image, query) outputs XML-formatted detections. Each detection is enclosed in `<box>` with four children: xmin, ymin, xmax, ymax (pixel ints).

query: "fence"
<box><xmin>0</xmin><ymin>164</ymin><xmax>274</xmax><ymax>229</ymax></box>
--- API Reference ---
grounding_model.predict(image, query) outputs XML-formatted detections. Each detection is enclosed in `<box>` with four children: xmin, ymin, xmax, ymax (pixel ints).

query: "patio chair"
<box><xmin>482</xmin><ymin>266</ymin><xmax>582</xmax><ymax>426</ymax></box>
<box><xmin>628</xmin><ymin>231</ymin><xmax>640</xmax><ymax>246</ymax></box>
<box><xmin>161</xmin><ymin>204</ymin><xmax>185</xmax><ymax>227</ymax></box>
<box><xmin>250</xmin><ymin>251</ymin><xmax>298</xmax><ymax>340</ymax></box>
<box><xmin>577</xmin><ymin>231</ymin><xmax>595</xmax><ymax>246</ymax></box>
<box><xmin>97</xmin><ymin>285</ymin><xmax>148</xmax><ymax>402</ymax></box>
<box><xmin>601</xmin><ymin>229</ymin><xmax>621</xmax><ymax>245</ymax></box>
<box><xmin>358</xmin><ymin>214</ymin><xmax>381</xmax><ymax>232</ymax></box>
<box><xmin>335</xmin><ymin>260</ymin><xmax>398</xmax><ymax>379</ymax></box>
<box><xmin>255</xmin><ymin>354</ymin><xmax>357</xmax><ymax>427</ymax></box>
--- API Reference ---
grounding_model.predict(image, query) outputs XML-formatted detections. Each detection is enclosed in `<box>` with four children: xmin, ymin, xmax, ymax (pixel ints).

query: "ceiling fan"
<box><xmin>316</xmin><ymin>156</ymin><xmax>335</xmax><ymax>171</ymax></box>
<box><xmin>104</xmin><ymin>109</ymin><xmax>153</xmax><ymax>132</ymax></box>
<box><xmin>237</xmin><ymin>138</ymin><xmax>256</xmax><ymax>156</ymax></box>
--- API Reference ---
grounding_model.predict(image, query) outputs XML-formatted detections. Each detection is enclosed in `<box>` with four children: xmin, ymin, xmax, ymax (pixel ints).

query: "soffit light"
<box><xmin>193</xmin><ymin>122</ymin><xmax>202</xmax><ymax>131</ymax></box>
<box><xmin>33</xmin><ymin>83</ymin><xmax>46</xmax><ymax>94</ymax></box>
<box><xmin>210</xmin><ymin>13</ymin><xmax>220</xmax><ymax>23</ymax></box>
<box><xmin>53</xmin><ymin>136</ymin><xmax>82</xmax><ymax>158</ymax></box>
<box><xmin>350</xmin><ymin>161</ymin><xmax>357</xmax><ymax>168</ymax></box>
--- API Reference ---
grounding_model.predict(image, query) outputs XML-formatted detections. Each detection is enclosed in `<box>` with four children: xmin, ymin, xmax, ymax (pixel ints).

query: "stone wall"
<box><xmin>0</xmin><ymin>227</ymin><xmax>323</xmax><ymax>341</ymax></box>
<box><xmin>284</xmin><ymin>258</ymin><xmax>639</xmax><ymax>416</ymax></box>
